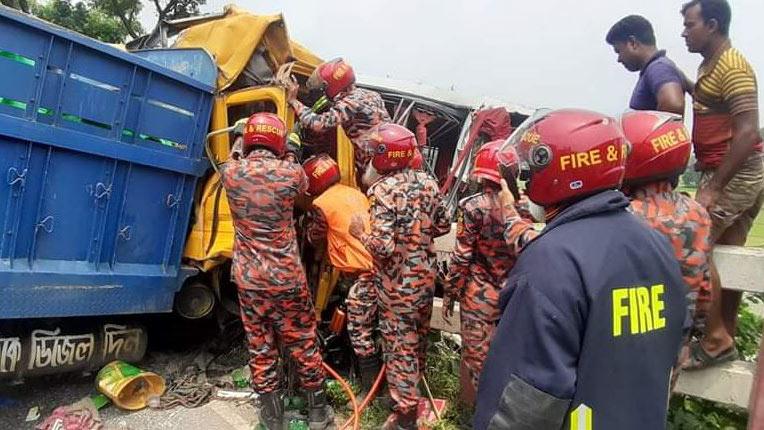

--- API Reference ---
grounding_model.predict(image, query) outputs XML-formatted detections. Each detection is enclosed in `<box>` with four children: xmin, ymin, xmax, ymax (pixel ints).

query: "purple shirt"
<box><xmin>629</xmin><ymin>50</ymin><xmax>684</xmax><ymax>111</ymax></box>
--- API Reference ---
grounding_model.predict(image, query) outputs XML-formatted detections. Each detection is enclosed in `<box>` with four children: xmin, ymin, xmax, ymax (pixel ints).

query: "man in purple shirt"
<box><xmin>607</xmin><ymin>15</ymin><xmax>689</xmax><ymax>115</ymax></box>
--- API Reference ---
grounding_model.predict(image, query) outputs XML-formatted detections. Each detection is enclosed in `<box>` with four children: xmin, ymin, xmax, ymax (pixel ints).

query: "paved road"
<box><xmin>0</xmin><ymin>316</ymin><xmax>261</xmax><ymax>430</ymax></box>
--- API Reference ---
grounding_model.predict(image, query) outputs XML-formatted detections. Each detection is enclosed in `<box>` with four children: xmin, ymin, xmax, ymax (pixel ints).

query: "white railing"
<box><xmin>431</xmin><ymin>225</ymin><xmax>764</xmax><ymax>408</ymax></box>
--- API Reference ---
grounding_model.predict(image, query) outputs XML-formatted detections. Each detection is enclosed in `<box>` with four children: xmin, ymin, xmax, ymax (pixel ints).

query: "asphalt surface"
<box><xmin>0</xmin><ymin>315</ymin><xmax>261</xmax><ymax>430</ymax></box>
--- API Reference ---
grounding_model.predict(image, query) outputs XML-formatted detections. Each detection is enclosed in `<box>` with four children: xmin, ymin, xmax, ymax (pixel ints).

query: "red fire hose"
<box><xmin>323</xmin><ymin>362</ymin><xmax>360</xmax><ymax>430</ymax></box>
<box><xmin>341</xmin><ymin>365</ymin><xmax>387</xmax><ymax>430</ymax></box>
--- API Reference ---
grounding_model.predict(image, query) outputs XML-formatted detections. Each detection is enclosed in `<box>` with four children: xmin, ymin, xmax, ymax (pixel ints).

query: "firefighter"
<box><xmin>620</xmin><ymin>110</ymin><xmax>712</xmax><ymax>341</ymax></box>
<box><xmin>441</xmin><ymin>140</ymin><xmax>533</xmax><ymax>395</ymax></box>
<box><xmin>348</xmin><ymin>123</ymin><xmax>451</xmax><ymax>430</ymax></box>
<box><xmin>220</xmin><ymin>113</ymin><xmax>333</xmax><ymax>430</ymax></box>
<box><xmin>302</xmin><ymin>154</ymin><xmax>382</xmax><ymax>392</ymax></box>
<box><xmin>474</xmin><ymin>109</ymin><xmax>688</xmax><ymax>430</ymax></box>
<box><xmin>285</xmin><ymin>58</ymin><xmax>391</xmax><ymax>176</ymax></box>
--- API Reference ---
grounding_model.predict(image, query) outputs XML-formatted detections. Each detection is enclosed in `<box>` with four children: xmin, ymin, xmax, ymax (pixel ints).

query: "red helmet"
<box><xmin>620</xmin><ymin>111</ymin><xmax>690</xmax><ymax>186</ymax></box>
<box><xmin>303</xmin><ymin>154</ymin><xmax>341</xmax><ymax>196</ymax></box>
<box><xmin>369</xmin><ymin>123</ymin><xmax>417</xmax><ymax>173</ymax></box>
<box><xmin>503</xmin><ymin>109</ymin><xmax>628</xmax><ymax>207</ymax></box>
<box><xmin>410</xmin><ymin>147</ymin><xmax>424</xmax><ymax>170</ymax></box>
<box><xmin>472</xmin><ymin>140</ymin><xmax>504</xmax><ymax>185</ymax></box>
<box><xmin>308</xmin><ymin>58</ymin><xmax>356</xmax><ymax>99</ymax></box>
<box><xmin>242</xmin><ymin>112</ymin><xmax>287</xmax><ymax>156</ymax></box>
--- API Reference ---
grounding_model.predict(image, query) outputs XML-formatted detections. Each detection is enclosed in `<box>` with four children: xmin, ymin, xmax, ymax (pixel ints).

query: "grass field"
<box><xmin>677</xmin><ymin>185</ymin><xmax>764</xmax><ymax>247</ymax></box>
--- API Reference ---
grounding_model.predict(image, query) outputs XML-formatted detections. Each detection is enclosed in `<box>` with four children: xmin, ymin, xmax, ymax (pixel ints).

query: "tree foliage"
<box><xmin>1</xmin><ymin>0</ymin><xmax>30</xmax><ymax>13</ymax></box>
<box><xmin>32</xmin><ymin>0</ymin><xmax>136</xmax><ymax>43</ymax></box>
<box><xmin>6</xmin><ymin>0</ymin><xmax>205</xmax><ymax>44</ymax></box>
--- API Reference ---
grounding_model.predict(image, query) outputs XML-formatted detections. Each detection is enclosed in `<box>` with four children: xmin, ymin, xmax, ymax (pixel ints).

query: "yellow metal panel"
<box><xmin>336</xmin><ymin>127</ymin><xmax>356</xmax><ymax>187</ymax></box>
<box><xmin>185</xmin><ymin>85</ymin><xmax>358</xmax><ymax>274</ymax></box>
<box><xmin>186</xmin><ymin>87</ymin><xmax>289</xmax><ymax>269</ymax></box>
<box><xmin>173</xmin><ymin>5</ymin><xmax>324</xmax><ymax>91</ymax></box>
<box><xmin>183</xmin><ymin>172</ymin><xmax>234</xmax><ymax>271</ymax></box>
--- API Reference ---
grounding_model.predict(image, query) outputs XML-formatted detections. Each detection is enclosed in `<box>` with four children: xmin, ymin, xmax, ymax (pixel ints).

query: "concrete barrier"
<box><xmin>430</xmin><ymin>224</ymin><xmax>764</xmax><ymax>408</ymax></box>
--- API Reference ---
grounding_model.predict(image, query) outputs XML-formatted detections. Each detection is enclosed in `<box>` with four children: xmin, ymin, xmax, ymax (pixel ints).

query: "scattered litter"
<box><xmin>36</xmin><ymin>397</ymin><xmax>101</xmax><ymax>430</ymax></box>
<box><xmin>89</xmin><ymin>394</ymin><xmax>110</xmax><ymax>411</ymax></box>
<box><xmin>147</xmin><ymin>394</ymin><xmax>161</xmax><ymax>409</ymax></box>
<box><xmin>231</xmin><ymin>365</ymin><xmax>251</xmax><ymax>388</ymax></box>
<box><xmin>214</xmin><ymin>388</ymin><xmax>257</xmax><ymax>401</ymax></box>
<box><xmin>25</xmin><ymin>405</ymin><xmax>40</xmax><ymax>422</ymax></box>
<box><xmin>96</xmin><ymin>361</ymin><xmax>166</xmax><ymax>411</ymax></box>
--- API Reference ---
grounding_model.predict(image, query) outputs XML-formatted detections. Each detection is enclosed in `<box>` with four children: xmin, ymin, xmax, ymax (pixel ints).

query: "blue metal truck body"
<box><xmin>0</xmin><ymin>7</ymin><xmax>215</xmax><ymax>319</ymax></box>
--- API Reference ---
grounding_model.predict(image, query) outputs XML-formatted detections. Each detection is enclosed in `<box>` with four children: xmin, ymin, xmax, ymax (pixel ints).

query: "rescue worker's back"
<box><xmin>475</xmin><ymin>191</ymin><xmax>687</xmax><ymax>429</ymax></box>
<box><xmin>475</xmin><ymin>109</ymin><xmax>688</xmax><ymax>430</ymax></box>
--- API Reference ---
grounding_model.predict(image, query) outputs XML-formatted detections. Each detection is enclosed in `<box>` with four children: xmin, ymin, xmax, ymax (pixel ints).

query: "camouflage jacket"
<box><xmin>500</xmin><ymin>196</ymin><xmax>540</xmax><ymax>256</ymax></box>
<box><xmin>220</xmin><ymin>149</ymin><xmax>308</xmax><ymax>290</ymax></box>
<box><xmin>446</xmin><ymin>189</ymin><xmax>526</xmax><ymax>298</ymax></box>
<box><xmin>359</xmin><ymin>169</ymin><xmax>451</xmax><ymax>309</ymax></box>
<box><xmin>628</xmin><ymin>181</ymin><xmax>712</xmax><ymax>325</ymax></box>
<box><xmin>290</xmin><ymin>87</ymin><xmax>391</xmax><ymax>170</ymax></box>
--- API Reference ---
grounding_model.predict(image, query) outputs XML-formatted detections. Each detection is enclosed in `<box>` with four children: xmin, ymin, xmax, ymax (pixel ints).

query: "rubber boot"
<box><xmin>307</xmin><ymin>389</ymin><xmax>334</xmax><ymax>430</ymax></box>
<box><xmin>357</xmin><ymin>353</ymin><xmax>382</xmax><ymax>393</ymax></box>
<box><xmin>258</xmin><ymin>390</ymin><xmax>285</xmax><ymax>430</ymax></box>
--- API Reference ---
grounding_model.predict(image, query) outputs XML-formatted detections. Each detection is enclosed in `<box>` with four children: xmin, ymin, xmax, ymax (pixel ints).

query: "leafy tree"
<box><xmin>90</xmin><ymin>0</ymin><xmax>142</xmax><ymax>39</ymax></box>
<box><xmin>7</xmin><ymin>0</ymin><xmax>205</xmax><ymax>44</ymax></box>
<box><xmin>32</xmin><ymin>0</ymin><xmax>135</xmax><ymax>43</ymax></box>
<box><xmin>1</xmin><ymin>0</ymin><xmax>30</xmax><ymax>13</ymax></box>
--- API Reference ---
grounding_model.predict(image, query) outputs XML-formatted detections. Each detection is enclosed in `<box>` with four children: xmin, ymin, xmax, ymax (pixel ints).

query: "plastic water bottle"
<box><xmin>232</xmin><ymin>366</ymin><xmax>250</xmax><ymax>388</ymax></box>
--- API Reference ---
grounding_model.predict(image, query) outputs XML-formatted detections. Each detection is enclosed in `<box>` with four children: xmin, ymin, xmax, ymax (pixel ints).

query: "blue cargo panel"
<box><xmin>0</xmin><ymin>7</ymin><xmax>214</xmax><ymax>318</ymax></box>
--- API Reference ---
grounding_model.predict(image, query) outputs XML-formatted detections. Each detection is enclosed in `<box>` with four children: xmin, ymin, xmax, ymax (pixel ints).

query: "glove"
<box><xmin>285</xmin><ymin>132</ymin><xmax>303</xmax><ymax>159</ymax></box>
<box><xmin>233</xmin><ymin>117</ymin><xmax>248</xmax><ymax>136</ymax></box>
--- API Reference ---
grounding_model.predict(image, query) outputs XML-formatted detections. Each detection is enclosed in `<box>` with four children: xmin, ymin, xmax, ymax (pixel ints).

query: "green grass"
<box><xmin>676</xmin><ymin>185</ymin><xmax>764</xmax><ymax>247</ymax></box>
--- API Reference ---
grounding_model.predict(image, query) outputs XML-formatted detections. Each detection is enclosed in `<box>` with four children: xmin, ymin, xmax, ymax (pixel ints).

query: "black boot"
<box><xmin>307</xmin><ymin>389</ymin><xmax>334</xmax><ymax>430</ymax></box>
<box><xmin>357</xmin><ymin>353</ymin><xmax>382</xmax><ymax>393</ymax></box>
<box><xmin>258</xmin><ymin>390</ymin><xmax>285</xmax><ymax>430</ymax></box>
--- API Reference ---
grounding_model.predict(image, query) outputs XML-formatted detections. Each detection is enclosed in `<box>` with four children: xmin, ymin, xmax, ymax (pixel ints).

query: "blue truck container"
<box><xmin>0</xmin><ymin>7</ymin><xmax>215</xmax><ymax>319</ymax></box>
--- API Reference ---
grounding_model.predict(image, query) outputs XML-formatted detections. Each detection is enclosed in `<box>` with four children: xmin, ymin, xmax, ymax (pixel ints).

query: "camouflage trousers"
<box><xmin>460</xmin><ymin>277</ymin><xmax>501</xmax><ymax>391</ymax></box>
<box><xmin>345</xmin><ymin>271</ymin><xmax>379</xmax><ymax>358</ymax></box>
<box><xmin>237</xmin><ymin>287</ymin><xmax>325</xmax><ymax>393</ymax></box>
<box><xmin>379</xmin><ymin>301</ymin><xmax>432</xmax><ymax>415</ymax></box>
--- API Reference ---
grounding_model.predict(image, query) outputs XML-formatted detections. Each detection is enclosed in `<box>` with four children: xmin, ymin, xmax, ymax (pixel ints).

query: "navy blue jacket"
<box><xmin>474</xmin><ymin>190</ymin><xmax>687</xmax><ymax>430</ymax></box>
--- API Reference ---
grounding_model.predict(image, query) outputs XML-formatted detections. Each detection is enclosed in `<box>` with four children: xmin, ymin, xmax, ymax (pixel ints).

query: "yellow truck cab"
<box><xmin>147</xmin><ymin>6</ymin><xmax>357</xmax><ymax>319</ymax></box>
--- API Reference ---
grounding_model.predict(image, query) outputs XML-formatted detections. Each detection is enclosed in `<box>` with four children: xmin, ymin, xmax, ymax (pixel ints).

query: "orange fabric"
<box><xmin>692</xmin><ymin>113</ymin><xmax>733</xmax><ymax>169</ymax></box>
<box><xmin>313</xmin><ymin>184</ymin><xmax>373</xmax><ymax>272</ymax></box>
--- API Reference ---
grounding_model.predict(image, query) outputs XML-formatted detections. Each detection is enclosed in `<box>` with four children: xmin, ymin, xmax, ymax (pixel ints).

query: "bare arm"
<box><xmin>656</xmin><ymin>82</ymin><xmax>686</xmax><ymax>116</ymax></box>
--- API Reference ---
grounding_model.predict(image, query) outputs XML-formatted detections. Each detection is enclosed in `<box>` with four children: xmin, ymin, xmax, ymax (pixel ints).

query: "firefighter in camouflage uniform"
<box><xmin>620</xmin><ymin>110</ymin><xmax>713</xmax><ymax>366</ymax></box>
<box><xmin>286</xmin><ymin>58</ymin><xmax>391</xmax><ymax>174</ymax></box>
<box><xmin>220</xmin><ymin>113</ymin><xmax>333</xmax><ymax>430</ymax></box>
<box><xmin>348</xmin><ymin>123</ymin><xmax>451</xmax><ymax>430</ymax></box>
<box><xmin>442</xmin><ymin>140</ymin><xmax>536</xmax><ymax>395</ymax></box>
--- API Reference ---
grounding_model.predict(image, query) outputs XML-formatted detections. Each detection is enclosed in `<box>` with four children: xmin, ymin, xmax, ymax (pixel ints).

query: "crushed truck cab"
<box><xmin>0</xmin><ymin>5</ymin><xmax>356</xmax><ymax>323</ymax></box>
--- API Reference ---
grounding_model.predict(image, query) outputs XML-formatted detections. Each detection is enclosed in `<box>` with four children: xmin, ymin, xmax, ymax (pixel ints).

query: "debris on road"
<box><xmin>25</xmin><ymin>405</ymin><xmax>40</xmax><ymax>422</ymax></box>
<box><xmin>96</xmin><ymin>361</ymin><xmax>166</xmax><ymax>411</ymax></box>
<box><xmin>36</xmin><ymin>397</ymin><xmax>102</xmax><ymax>430</ymax></box>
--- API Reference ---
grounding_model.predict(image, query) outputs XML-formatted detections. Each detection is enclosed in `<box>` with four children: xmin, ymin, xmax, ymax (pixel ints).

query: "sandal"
<box><xmin>682</xmin><ymin>340</ymin><xmax>738</xmax><ymax>371</ymax></box>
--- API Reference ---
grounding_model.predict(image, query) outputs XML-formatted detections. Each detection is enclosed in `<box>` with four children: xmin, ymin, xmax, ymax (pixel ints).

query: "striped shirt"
<box><xmin>694</xmin><ymin>42</ymin><xmax>758</xmax><ymax>116</ymax></box>
<box><xmin>692</xmin><ymin>42</ymin><xmax>761</xmax><ymax>167</ymax></box>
